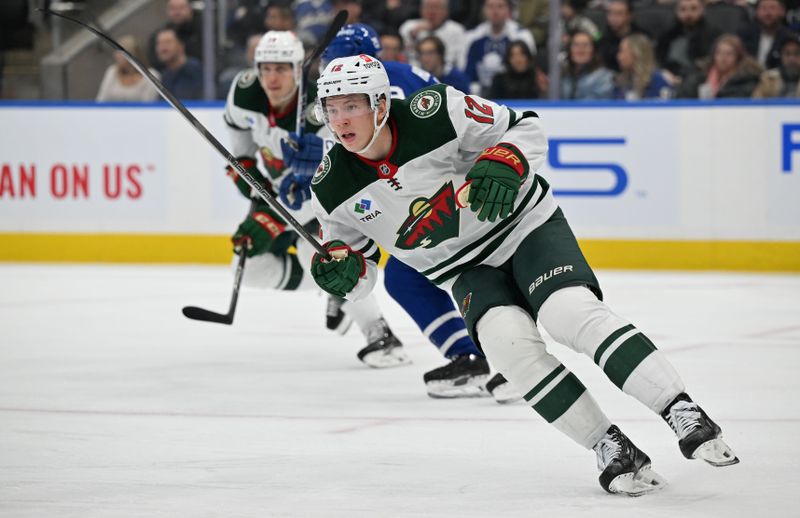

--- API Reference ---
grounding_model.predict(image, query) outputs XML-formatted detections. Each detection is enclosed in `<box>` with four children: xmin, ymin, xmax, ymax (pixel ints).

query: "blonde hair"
<box><xmin>116</xmin><ymin>35</ymin><xmax>149</xmax><ymax>70</ymax></box>
<box><xmin>616</xmin><ymin>34</ymin><xmax>656</xmax><ymax>98</ymax></box>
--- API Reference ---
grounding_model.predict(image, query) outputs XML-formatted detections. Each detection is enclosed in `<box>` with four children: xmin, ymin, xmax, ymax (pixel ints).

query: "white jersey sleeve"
<box><xmin>445</xmin><ymin>85</ymin><xmax>548</xmax><ymax>172</ymax></box>
<box><xmin>311</xmin><ymin>193</ymin><xmax>380</xmax><ymax>301</ymax></box>
<box><xmin>223</xmin><ymin>70</ymin><xmax>259</xmax><ymax>158</ymax></box>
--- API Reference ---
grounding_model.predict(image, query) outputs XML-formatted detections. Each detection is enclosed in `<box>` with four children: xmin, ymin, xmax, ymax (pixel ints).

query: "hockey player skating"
<box><xmin>280</xmin><ymin>23</ymin><xmax>520</xmax><ymax>402</ymax></box>
<box><xmin>307</xmin><ymin>54</ymin><xmax>739</xmax><ymax>495</ymax></box>
<box><xmin>222</xmin><ymin>31</ymin><xmax>409</xmax><ymax>368</ymax></box>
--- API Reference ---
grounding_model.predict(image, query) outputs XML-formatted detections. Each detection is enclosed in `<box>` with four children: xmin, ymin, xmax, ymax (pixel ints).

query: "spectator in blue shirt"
<box><xmin>561</xmin><ymin>30</ymin><xmax>614</xmax><ymax>100</ymax></box>
<box><xmin>614</xmin><ymin>34</ymin><xmax>673</xmax><ymax>100</ymax></box>
<box><xmin>417</xmin><ymin>35</ymin><xmax>471</xmax><ymax>93</ymax></box>
<box><xmin>156</xmin><ymin>27</ymin><xmax>203</xmax><ymax>100</ymax></box>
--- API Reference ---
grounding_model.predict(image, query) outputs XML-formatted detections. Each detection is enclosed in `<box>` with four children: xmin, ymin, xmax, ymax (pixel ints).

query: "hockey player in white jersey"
<box><xmin>308</xmin><ymin>54</ymin><xmax>739</xmax><ymax>496</ymax></box>
<box><xmin>222</xmin><ymin>31</ymin><xmax>409</xmax><ymax>368</ymax></box>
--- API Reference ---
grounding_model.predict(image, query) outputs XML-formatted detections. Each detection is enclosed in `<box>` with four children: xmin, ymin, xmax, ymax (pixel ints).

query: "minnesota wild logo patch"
<box><xmin>410</xmin><ymin>90</ymin><xmax>442</xmax><ymax>119</ymax></box>
<box><xmin>311</xmin><ymin>154</ymin><xmax>332</xmax><ymax>185</ymax></box>
<box><xmin>460</xmin><ymin>292</ymin><xmax>472</xmax><ymax>316</ymax></box>
<box><xmin>395</xmin><ymin>181</ymin><xmax>460</xmax><ymax>250</ymax></box>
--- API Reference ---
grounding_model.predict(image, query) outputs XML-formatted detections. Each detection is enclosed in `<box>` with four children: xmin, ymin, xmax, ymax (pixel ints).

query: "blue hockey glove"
<box><xmin>280</xmin><ymin>131</ymin><xmax>324</xmax><ymax>180</ymax></box>
<box><xmin>278</xmin><ymin>173</ymin><xmax>312</xmax><ymax>210</ymax></box>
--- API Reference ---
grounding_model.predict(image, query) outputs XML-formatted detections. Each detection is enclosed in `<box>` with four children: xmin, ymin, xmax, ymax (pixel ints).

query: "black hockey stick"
<box><xmin>40</xmin><ymin>8</ymin><xmax>346</xmax><ymax>259</ymax></box>
<box><xmin>180</xmin><ymin>199</ymin><xmax>257</xmax><ymax>325</ymax></box>
<box><xmin>182</xmin><ymin>245</ymin><xmax>247</xmax><ymax>324</ymax></box>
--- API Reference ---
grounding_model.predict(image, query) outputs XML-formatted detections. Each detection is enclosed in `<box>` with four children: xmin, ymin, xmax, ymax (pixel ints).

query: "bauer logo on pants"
<box><xmin>528</xmin><ymin>265</ymin><xmax>574</xmax><ymax>295</ymax></box>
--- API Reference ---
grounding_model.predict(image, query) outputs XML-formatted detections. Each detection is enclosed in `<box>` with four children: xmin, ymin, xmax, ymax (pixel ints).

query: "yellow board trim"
<box><xmin>0</xmin><ymin>233</ymin><xmax>798</xmax><ymax>272</ymax></box>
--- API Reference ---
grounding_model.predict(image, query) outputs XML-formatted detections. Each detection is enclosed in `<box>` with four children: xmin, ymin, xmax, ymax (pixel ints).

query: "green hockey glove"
<box><xmin>226</xmin><ymin>157</ymin><xmax>270</xmax><ymax>199</ymax></box>
<box><xmin>231</xmin><ymin>202</ymin><xmax>292</xmax><ymax>257</ymax></box>
<box><xmin>465</xmin><ymin>143</ymin><xmax>529</xmax><ymax>222</ymax></box>
<box><xmin>311</xmin><ymin>240</ymin><xmax>365</xmax><ymax>298</ymax></box>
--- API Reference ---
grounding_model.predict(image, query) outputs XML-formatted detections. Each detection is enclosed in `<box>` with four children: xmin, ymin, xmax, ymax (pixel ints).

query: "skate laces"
<box><xmin>666</xmin><ymin>400</ymin><xmax>703</xmax><ymax>439</ymax></box>
<box><xmin>593</xmin><ymin>427</ymin><xmax>624</xmax><ymax>470</ymax></box>
<box><xmin>366</xmin><ymin>319</ymin><xmax>389</xmax><ymax>344</ymax></box>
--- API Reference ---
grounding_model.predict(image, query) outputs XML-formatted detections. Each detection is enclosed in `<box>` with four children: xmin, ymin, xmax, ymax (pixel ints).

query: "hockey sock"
<box><xmin>384</xmin><ymin>257</ymin><xmax>477</xmax><ymax>357</ymax></box>
<box><xmin>238</xmin><ymin>252</ymin><xmax>311</xmax><ymax>290</ymax></box>
<box><xmin>477</xmin><ymin>305</ymin><xmax>611</xmax><ymax>449</ymax></box>
<box><xmin>342</xmin><ymin>292</ymin><xmax>385</xmax><ymax>339</ymax></box>
<box><xmin>539</xmin><ymin>286</ymin><xmax>685</xmax><ymax>414</ymax></box>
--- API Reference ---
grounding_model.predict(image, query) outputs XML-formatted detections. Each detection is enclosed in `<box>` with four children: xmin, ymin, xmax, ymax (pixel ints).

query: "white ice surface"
<box><xmin>1</xmin><ymin>264</ymin><xmax>799</xmax><ymax>518</ymax></box>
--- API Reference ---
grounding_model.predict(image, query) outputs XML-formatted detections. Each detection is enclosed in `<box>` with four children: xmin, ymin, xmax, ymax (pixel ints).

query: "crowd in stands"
<box><xmin>95</xmin><ymin>0</ymin><xmax>800</xmax><ymax>102</ymax></box>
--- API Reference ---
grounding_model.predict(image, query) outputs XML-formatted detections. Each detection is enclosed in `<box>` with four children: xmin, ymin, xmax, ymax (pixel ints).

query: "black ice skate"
<box><xmin>593</xmin><ymin>425</ymin><xmax>667</xmax><ymax>496</ymax></box>
<box><xmin>357</xmin><ymin>319</ymin><xmax>411</xmax><ymax>368</ymax></box>
<box><xmin>423</xmin><ymin>355</ymin><xmax>490</xmax><ymax>398</ymax></box>
<box><xmin>662</xmin><ymin>394</ymin><xmax>739</xmax><ymax>467</ymax></box>
<box><xmin>325</xmin><ymin>295</ymin><xmax>352</xmax><ymax>335</ymax></box>
<box><xmin>485</xmin><ymin>373</ymin><xmax>522</xmax><ymax>404</ymax></box>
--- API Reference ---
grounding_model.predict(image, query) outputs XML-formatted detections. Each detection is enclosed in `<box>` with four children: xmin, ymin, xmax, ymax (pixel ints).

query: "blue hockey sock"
<box><xmin>384</xmin><ymin>257</ymin><xmax>481</xmax><ymax>358</ymax></box>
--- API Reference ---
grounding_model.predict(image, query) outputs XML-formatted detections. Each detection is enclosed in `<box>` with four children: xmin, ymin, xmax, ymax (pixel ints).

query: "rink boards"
<box><xmin>0</xmin><ymin>100</ymin><xmax>798</xmax><ymax>271</ymax></box>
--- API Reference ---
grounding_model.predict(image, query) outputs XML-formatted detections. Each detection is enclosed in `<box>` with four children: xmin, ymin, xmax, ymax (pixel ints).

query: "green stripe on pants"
<box><xmin>533</xmin><ymin>372</ymin><xmax>587</xmax><ymax>423</ymax></box>
<box><xmin>603</xmin><ymin>334</ymin><xmax>657</xmax><ymax>388</ymax></box>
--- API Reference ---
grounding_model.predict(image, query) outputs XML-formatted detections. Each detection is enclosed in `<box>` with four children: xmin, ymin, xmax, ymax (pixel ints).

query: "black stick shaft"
<box><xmin>41</xmin><ymin>8</ymin><xmax>330</xmax><ymax>258</ymax></box>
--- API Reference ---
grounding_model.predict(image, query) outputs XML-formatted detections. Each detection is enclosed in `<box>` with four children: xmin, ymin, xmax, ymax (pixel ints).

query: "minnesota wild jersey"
<box><xmin>310</xmin><ymin>83</ymin><xmax>558</xmax><ymax>299</ymax></box>
<box><xmin>224</xmin><ymin>69</ymin><xmax>331</xmax><ymax>220</ymax></box>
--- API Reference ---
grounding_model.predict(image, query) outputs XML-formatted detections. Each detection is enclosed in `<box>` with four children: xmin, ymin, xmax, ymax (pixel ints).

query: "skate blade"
<box><xmin>361</xmin><ymin>348</ymin><xmax>412</xmax><ymax>369</ymax></box>
<box><xmin>426</xmin><ymin>377</ymin><xmax>490</xmax><ymax>399</ymax></box>
<box><xmin>692</xmin><ymin>437</ymin><xmax>740</xmax><ymax>467</ymax></box>
<box><xmin>329</xmin><ymin>315</ymin><xmax>352</xmax><ymax>336</ymax></box>
<box><xmin>488</xmin><ymin>385</ymin><xmax>523</xmax><ymax>404</ymax></box>
<box><xmin>608</xmin><ymin>467</ymin><xmax>667</xmax><ymax>497</ymax></box>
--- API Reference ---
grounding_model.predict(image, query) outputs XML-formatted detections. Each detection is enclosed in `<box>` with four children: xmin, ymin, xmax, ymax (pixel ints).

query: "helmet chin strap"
<box><xmin>354</xmin><ymin>106</ymin><xmax>389</xmax><ymax>155</ymax></box>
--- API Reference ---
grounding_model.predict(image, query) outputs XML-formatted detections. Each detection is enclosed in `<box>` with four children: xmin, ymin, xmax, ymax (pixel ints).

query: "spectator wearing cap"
<box><xmin>677</xmin><ymin>34</ymin><xmax>762</xmax><ymax>98</ymax></box>
<box><xmin>597</xmin><ymin>0</ymin><xmax>648</xmax><ymax>72</ymax></box>
<box><xmin>561</xmin><ymin>30</ymin><xmax>614</xmax><ymax>99</ymax></box>
<box><xmin>561</xmin><ymin>0</ymin><xmax>602</xmax><ymax>43</ymax></box>
<box><xmin>399</xmin><ymin>0</ymin><xmax>466</xmax><ymax>67</ymax></box>
<box><xmin>613</xmin><ymin>33</ymin><xmax>673</xmax><ymax>100</ymax></box>
<box><xmin>489</xmin><ymin>39</ymin><xmax>543</xmax><ymax>99</ymax></box>
<box><xmin>656</xmin><ymin>0</ymin><xmax>722</xmax><ymax>79</ymax></box>
<box><xmin>739</xmin><ymin>0</ymin><xmax>797</xmax><ymax>70</ymax></box>
<box><xmin>753</xmin><ymin>33</ymin><xmax>800</xmax><ymax>97</ymax></box>
<box><xmin>417</xmin><ymin>35</ymin><xmax>471</xmax><ymax>93</ymax></box>
<box><xmin>148</xmin><ymin>0</ymin><xmax>203</xmax><ymax>71</ymax></box>
<box><xmin>461</xmin><ymin>0</ymin><xmax>537</xmax><ymax>95</ymax></box>
<box><xmin>156</xmin><ymin>26</ymin><xmax>203</xmax><ymax>100</ymax></box>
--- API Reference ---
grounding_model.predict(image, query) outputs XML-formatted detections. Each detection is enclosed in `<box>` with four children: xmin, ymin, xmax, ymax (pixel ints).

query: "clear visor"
<box><xmin>320</xmin><ymin>95</ymin><xmax>373</xmax><ymax>124</ymax></box>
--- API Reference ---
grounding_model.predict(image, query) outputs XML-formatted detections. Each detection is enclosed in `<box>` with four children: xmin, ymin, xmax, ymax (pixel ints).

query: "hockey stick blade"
<box><xmin>39</xmin><ymin>8</ymin><xmax>330</xmax><ymax>259</ymax></box>
<box><xmin>182</xmin><ymin>306</ymin><xmax>233</xmax><ymax>325</ymax></box>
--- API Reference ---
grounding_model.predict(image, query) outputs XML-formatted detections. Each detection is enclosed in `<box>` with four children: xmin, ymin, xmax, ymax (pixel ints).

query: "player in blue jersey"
<box><xmin>279</xmin><ymin>23</ymin><xmax>519</xmax><ymax>402</ymax></box>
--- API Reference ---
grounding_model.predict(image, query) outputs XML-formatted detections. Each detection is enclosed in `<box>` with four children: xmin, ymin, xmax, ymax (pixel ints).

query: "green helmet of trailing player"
<box><xmin>315</xmin><ymin>54</ymin><xmax>391</xmax><ymax>155</ymax></box>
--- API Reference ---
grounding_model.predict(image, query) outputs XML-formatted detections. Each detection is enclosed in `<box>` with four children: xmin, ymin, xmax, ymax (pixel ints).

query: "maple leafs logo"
<box><xmin>395</xmin><ymin>182</ymin><xmax>460</xmax><ymax>250</ymax></box>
